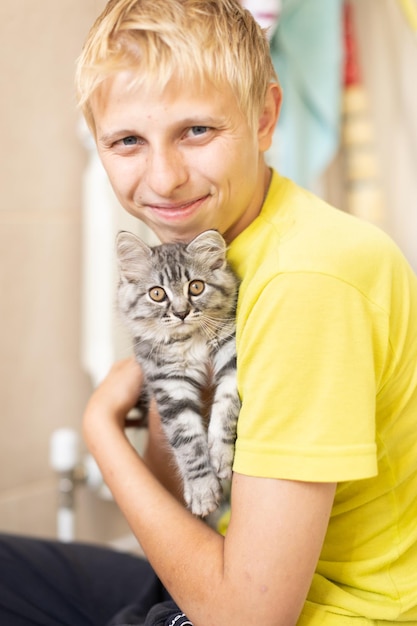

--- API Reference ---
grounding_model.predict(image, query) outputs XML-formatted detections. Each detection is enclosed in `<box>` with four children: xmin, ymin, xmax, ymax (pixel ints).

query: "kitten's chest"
<box><xmin>140</xmin><ymin>333</ymin><xmax>213</xmax><ymax>386</ymax></box>
<box><xmin>166</xmin><ymin>333</ymin><xmax>211</xmax><ymax>366</ymax></box>
<box><xmin>137</xmin><ymin>331</ymin><xmax>211</xmax><ymax>366</ymax></box>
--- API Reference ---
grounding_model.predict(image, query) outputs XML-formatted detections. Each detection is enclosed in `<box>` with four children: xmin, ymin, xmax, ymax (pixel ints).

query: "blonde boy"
<box><xmin>0</xmin><ymin>1</ymin><xmax>416</xmax><ymax>625</ymax></box>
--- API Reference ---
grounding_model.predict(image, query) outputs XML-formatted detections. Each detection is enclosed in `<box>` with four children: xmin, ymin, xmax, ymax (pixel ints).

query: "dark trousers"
<box><xmin>0</xmin><ymin>533</ymin><xmax>192</xmax><ymax>626</ymax></box>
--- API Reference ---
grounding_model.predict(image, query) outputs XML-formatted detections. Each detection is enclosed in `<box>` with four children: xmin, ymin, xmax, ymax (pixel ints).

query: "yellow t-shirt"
<box><xmin>227</xmin><ymin>171</ymin><xmax>417</xmax><ymax>623</ymax></box>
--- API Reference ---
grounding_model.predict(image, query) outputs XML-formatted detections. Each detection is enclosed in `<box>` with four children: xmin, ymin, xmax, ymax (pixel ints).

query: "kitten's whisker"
<box><xmin>199</xmin><ymin>316</ymin><xmax>236</xmax><ymax>341</ymax></box>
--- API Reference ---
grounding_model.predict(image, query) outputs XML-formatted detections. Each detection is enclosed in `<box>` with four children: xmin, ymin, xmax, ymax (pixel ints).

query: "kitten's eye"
<box><xmin>149</xmin><ymin>286</ymin><xmax>167</xmax><ymax>302</ymax></box>
<box><xmin>189</xmin><ymin>280</ymin><xmax>205</xmax><ymax>296</ymax></box>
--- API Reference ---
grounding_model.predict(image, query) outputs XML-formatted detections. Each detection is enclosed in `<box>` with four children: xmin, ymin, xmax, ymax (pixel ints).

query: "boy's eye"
<box><xmin>190</xmin><ymin>126</ymin><xmax>209</xmax><ymax>136</ymax></box>
<box><xmin>122</xmin><ymin>136</ymin><xmax>138</xmax><ymax>145</ymax></box>
<box><xmin>149</xmin><ymin>286</ymin><xmax>167</xmax><ymax>302</ymax></box>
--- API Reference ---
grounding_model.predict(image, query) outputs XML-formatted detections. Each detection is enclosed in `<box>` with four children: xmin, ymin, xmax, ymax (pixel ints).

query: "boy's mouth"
<box><xmin>148</xmin><ymin>195</ymin><xmax>209</xmax><ymax>220</ymax></box>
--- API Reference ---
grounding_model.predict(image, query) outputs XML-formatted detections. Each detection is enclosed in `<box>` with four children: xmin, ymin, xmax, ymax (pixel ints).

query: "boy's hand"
<box><xmin>83</xmin><ymin>357</ymin><xmax>186</xmax><ymax>504</ymax></box>
<box><xmin>83</xmin><ymin>358</ymin><xmax>144</xmax><ymax>436</ymax></box>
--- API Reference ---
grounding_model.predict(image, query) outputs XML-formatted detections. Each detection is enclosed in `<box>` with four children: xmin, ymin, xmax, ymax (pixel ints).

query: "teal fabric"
<box><xmin>268</xmin><ymin>0</ymin><xmax>344</xmax><ymax>188</ymax></box>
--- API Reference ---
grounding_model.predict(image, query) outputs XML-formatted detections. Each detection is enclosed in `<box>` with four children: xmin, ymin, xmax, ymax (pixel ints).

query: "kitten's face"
<box><xmin>132</xmin><ymin>260</ymin><xmax>225</xmax><ymax>335</ymax></box>
<box><xmin>117</xmin><ymin>230</ymin><xmax>238</xmax><ymax>340</ymax></box>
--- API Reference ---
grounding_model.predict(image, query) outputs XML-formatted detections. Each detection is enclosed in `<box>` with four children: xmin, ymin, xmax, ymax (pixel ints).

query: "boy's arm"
<box><xmin>84</xmin><ymin>358</ymin><xmax>335</xmax><ymax>626</ymax></box>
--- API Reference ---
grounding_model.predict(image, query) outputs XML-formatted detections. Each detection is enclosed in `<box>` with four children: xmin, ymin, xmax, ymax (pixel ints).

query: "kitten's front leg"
<box><xmin>208</xmin><ymin>341</ymin><xmax>240</xmax><ymax>480</ymax></box>
<box><xmin>208</xmin><ymin>377</ymin><xmax>240</xmax><ymax>480</ymax></box>
<box><xmin>156</xmin><ymin>388</ymin><xmax>222</xmax><ymax>517</ymax></box>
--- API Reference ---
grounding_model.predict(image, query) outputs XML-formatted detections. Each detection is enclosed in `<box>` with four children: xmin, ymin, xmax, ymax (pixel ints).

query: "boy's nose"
<box><xmin>145</xmin><ymin>147</ymin><xmax>188</xmax><ymax>197</ymax></box>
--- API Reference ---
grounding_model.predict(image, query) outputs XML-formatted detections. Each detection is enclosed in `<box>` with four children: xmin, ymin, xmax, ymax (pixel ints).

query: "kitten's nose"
<box><xmin>172</xmin><ymin>308</ymin><xmax>190</xmax><ymax>321</ymax></box>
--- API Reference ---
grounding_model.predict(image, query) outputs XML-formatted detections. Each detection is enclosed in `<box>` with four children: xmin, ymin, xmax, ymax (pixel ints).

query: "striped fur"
<box><xmin>116</xmin><ymin>229</ymin><xmax>240</xmax><ymax>517</ymax></box>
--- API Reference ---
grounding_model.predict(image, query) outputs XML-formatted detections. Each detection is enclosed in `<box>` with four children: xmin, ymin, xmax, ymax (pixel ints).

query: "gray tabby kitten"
<box><xmin>116</xmin><ymin>229</ymin><xmax>240</xmax><ymax>517</ymax></box>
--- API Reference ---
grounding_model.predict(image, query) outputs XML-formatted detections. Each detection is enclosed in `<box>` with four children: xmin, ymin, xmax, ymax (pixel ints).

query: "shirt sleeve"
<box><xmin>233</xmin><ymin>272</ymin><xmax>385</xmax><ymax>482</ymax></box>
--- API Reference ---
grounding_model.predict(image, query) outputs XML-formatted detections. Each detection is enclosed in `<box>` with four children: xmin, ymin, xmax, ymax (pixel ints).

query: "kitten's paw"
<box><xmin>209</xmin><ymin>441</ymin><xmax>234</xmax><ymax>481</ymax></box>
<box><xmin>184</xmin><ymin>473</ymin><xmax>222</xmax><ymax>517</ymax></box>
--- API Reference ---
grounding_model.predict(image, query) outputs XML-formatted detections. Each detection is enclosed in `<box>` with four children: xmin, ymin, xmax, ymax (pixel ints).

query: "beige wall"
<box><xmin>0</xmin><ymin>1</ymin><xmax>131</xmax><ymax>542</ymax></box>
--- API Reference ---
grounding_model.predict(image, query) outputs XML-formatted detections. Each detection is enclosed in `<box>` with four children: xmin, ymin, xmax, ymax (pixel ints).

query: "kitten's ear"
<box><xmin>116</xmin><ymin>230</ymin><xmax>151</xmax><ymax>280</ymax></box>
<box><xmin>186</xmin><ymin>229</ymin><xmax>227</xmax><ymax>270</ymax></box>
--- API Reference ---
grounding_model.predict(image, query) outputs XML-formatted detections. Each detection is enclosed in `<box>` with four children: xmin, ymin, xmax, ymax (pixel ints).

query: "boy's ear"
<box><xmin>257</xmin><ymin>82</ymin><xmax>282</xmax><ymax>152</ymax></box>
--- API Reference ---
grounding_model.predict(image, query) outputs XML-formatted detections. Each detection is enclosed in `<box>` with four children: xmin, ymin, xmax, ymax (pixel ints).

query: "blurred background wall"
<box><xmin>325</xmin><ymin>0</ymin><xmax>417</xmax><ymax>271</ymax></box>
<box><xmin>0</xmin><ymin>0</ymin><xmax>132</xmax><ymax>543</ymax></box>
<box><xmin>0</xmin><ymin>0</ymin><xmax>416</xmax><ymax>544</ymax></box>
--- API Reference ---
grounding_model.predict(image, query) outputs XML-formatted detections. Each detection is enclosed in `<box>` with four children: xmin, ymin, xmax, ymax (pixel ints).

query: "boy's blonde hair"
<box><xmin>75</xmin><ymin>0</ymin><xmax>278</xmax><ymax>134</ymax></box>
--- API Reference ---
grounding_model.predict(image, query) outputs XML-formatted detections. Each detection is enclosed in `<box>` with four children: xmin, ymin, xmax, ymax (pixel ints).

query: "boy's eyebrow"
<box><xmin>98</xmin><ymin>130</ymin><xmax>136</xmax><ymax>145</ymax></box>
<box><xmin>177</xmin><ymin>116</ymin><xmax>222</xmax><ymax>127</ymax></box>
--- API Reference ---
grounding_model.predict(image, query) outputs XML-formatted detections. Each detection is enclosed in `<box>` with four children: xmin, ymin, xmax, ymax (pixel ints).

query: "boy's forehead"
<box><xmin>97</xmin><ymin>67</ymin><xmax>236</xmax><ymax>100</ymax></box>
<box><xmin>91</xmin><ymin>68</ymin><xmax>244</xmax><ymax>126</ymax></box>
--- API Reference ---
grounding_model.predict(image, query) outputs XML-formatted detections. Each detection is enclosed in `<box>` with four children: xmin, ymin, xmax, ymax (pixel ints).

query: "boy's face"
<box><xmin>91</xmin><ymin>71</ymin><xmax>275</xmax><ymax>243</ymax></box>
